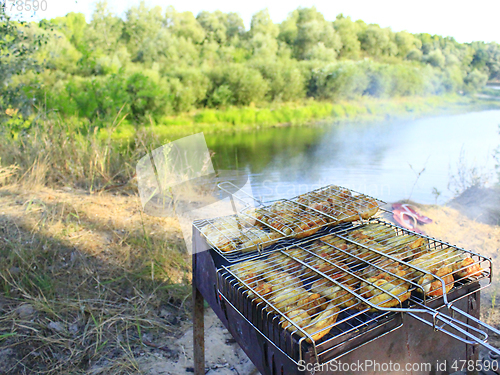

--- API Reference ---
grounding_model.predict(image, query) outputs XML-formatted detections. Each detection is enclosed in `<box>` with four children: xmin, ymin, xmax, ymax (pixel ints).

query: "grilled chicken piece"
<box><xmin>359</xmin><ymin>277</ymin><xmax>411</xmax><ymax>309</ymax></box>
<box><xmin>284</xmin><ymin>292</ymin><xmax>327</xmax><ymax>316</ymax></box>
<box><xmin>357</xmin><ymin>196</ymin><xmax>380</xmax><ymax>219</ymax></box>
<box><xmin>239</xmin><ymin>228</ymin><xmax>283</xmax><ymax>251</ymax></box>
<box><xmin>416</xmin><ymin>266</ymin><xmax>455</xmax><ymax>297</ymax></box>
<box><xmin>346</xmin><ymin>223</ymin><xmax>429</xmax><ymax>260</ymax></box>
<box><xmin>321</xmin><ymin>236</ymin><xmax>382</xmax><ymax>266</ymax></box>
<box><xmin>234</xmin><ymin>259</ymin><xmax>270</xmax><ymax>275</ymax></box>
<box><xmin>200</xmin><ymin>225</ymin><xmax>240</xmax><ymax>252</ymax></box>
<box><xmin>360</xmin><ymin>259</ymin><xmax>409</xmax><ymax>281</ymax></box>
<box><xmin>282</xmin><ymin>302</ymin><xmax>341</xmax><ymax>342</ymax></box>
<box><xmin>232</xmin><ymin>267</ymin><xmax>273</xmax><ymax>303</ymax></box>
<box><xmin>282</xmin><ymin>309</ymin><xmax>310</xmax><ymax>332</ymax></box>
<box><xmin>409</xmin><ymin>251</ymin><xmax>456</xmax><ymax>296</ymax></box>
<box><xmin>200</xmin><ymin>213</ymin><xmax>284</xmax><ymax>252</ymax></box>
<box><xmin>453</xmin><ymin>257</ymin><xmax>482</xmax><ymax>279</ymax></box>
<box><xmin>337</xmin><ymin>195</ymin><xmax>379</xmax><ymax>221</ymax></box>
<box><xmin>307</xmin><ymin>256</ymin><xmax>358</xmax><ymax>286</ymax></box>
<box><xmin>294</xmin><ymin>214</ymin><xmax>329</xmax><ymax>238</ymax></box>
<box><xmin>268</xmin><ymin>248</ymin><xmax>309</xmax><ymax>277</ymax></box>
<box><xmin>270</xmin><ymin>287</ymin><xmax>309</xmax><ymax>310</ymax></box>
<box><xmin>264</xmin><ymin>270</ymin><xmax>303</xmax><ymax>289</ymax></box>
<box><xmin>311</xmin><ymin>280</ymin><xmax>358</xmax><ymax>308</ymax></box>
<box><xmin>409</xmin><ymin>248</ymin><xmax>481</xmax><ymax>296</ymax></box>
<box><xmin>296</xmin><ymin>186</ymin><xmax>379</xmax><ymax>224</ymax></box>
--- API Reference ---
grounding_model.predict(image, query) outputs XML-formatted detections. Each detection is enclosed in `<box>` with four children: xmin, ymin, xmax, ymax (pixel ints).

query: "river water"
<box><xmin>206</xmin><ymin>109</ymin><xmax>500</xmax><ymax>205</ymax></box>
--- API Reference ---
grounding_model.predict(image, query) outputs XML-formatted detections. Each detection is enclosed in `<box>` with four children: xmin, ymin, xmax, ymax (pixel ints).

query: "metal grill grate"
<box><xmin>217</xmin><ymin>219</ymin><xmax>493</xmax><ymax>365</ymax></box>
<box><xmin>193</xmin><ymin>184</ymin><xmax>385</xmax><ymax>262</ymax></box>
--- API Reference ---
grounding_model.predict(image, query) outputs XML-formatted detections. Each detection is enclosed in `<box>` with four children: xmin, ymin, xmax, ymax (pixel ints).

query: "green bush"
<box><xmin>252</xmin><ymin>59</ymin><xmax>306</xmax><ymax>101</ymax></box>
<box><xmin>464</xmin><ymin>69</ymin><xmax>488</xmax><ymax>93</ymax></box>
<box><xmin>206</xmin><ymin>64</ymin><xmax>269</xmax><ymax>106</ymax></box>
<box><xmin>166</xmin><ymin>69</ymin><xmax>210</xmax><ymax>112</ymax></box>
<box><xmin>310</xmin><ymin>61</ymin><xmax>370</xmax><ymax>100</ymax></box>
<box><xmin>364</xmin><ymin>63</ymin><xmax>392</xmax><ymax>97</ymax></box>
<box><xmin>125</xmin><ymin>72</ymin><xmax>172</xmax><ymax>122</ymax></box>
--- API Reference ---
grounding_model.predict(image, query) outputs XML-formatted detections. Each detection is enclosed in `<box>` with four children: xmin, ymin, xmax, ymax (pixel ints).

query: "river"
<box><xmin>206</xmin><ymin>109</ymin><xmax>500</xmax><ymax>205</ymax></box>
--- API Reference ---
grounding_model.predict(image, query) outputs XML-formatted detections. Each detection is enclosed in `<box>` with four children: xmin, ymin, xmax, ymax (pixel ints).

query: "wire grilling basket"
<box><xmin>216</xmin><ymin>219</ymin><xmax>499</xmax><ymax>365</ymax></box>
<box><xmin>193</xmin><ymin>183</ymin><xmax>384</xmax><ymax>262</ymax></box>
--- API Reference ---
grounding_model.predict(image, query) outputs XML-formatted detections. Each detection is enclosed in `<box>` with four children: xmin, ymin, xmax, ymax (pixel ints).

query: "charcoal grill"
<box><xmin>191</xmin><ymin>184</ymin><xmax>500</xmax><ymax>375</ymax></box>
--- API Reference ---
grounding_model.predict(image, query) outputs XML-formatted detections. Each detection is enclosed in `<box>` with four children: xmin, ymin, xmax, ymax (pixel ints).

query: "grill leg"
<box><xmin>193</xmin><ymin>254</ymin><xmax>205</xmax><ymax>375</ymax></box>
<box><xmin>466</xmin><ymin>291</ymin><xmax>480</xmax><ymax>375</ymax></box>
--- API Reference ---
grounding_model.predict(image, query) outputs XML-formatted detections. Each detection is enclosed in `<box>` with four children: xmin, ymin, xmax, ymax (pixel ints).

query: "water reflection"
<box><xmin>206</xmin><ymin>110</ymin><xmax>500</xmax><ymax>204</ymax></box>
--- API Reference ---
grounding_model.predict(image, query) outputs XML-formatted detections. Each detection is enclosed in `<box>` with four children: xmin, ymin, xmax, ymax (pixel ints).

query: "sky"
<box><xmin>8</xmin><ymin>0</ymin><xmax>500</xmax><ymax>44</ymax></box>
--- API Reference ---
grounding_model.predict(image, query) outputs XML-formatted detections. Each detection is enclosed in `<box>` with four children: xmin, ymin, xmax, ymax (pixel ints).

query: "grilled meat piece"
<box><xmin>282</xmin><ymin>302</ymin><xmax>341</xmax><ymax>342</ymax></box>
<box><xmin>359</xmin><ymin>277</ymin><xmax>411</xmax><ymax>309</ymax></box>
<box><xmin>311</xmin><ymin>280</ymin><xmax>358</xmax><ymax>308</ymax></box>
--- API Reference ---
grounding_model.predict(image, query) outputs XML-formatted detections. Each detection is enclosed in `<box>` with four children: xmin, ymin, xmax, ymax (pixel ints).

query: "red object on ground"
<box><xmin>392</xmin><ymin>203</ymin><xmax>433</xmax><ymax>224</ymax></box>
<box><xmin>392</xmin><ymin>209</ymin><xmax>425</xmax><ymax>234</ymax></box>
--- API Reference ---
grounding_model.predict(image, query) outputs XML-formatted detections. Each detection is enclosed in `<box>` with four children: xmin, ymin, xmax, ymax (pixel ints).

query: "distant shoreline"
<box><xmin>103</xmin><ymin>95</ymin><xmax>500</xmax><ymax>142</ymax></box>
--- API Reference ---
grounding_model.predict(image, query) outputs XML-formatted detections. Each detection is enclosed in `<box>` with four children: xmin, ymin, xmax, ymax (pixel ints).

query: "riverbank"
<box><xmin>107</xmin><ymin>94</ymin><xmax>500</xmax><ymax>142</ymax></box>
<box><xmin>5</xmin><ymin>93</ymin><xmax>498</xmax><ymax>193</ymax></box>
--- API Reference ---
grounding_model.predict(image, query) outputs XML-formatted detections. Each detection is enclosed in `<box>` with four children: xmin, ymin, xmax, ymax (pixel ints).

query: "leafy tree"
<box><xmin>305</xmin><ymin>43</ymin><xmax>338</xmax><ymax>61</ymax></box>
<box><xmin>206</xmin><ymin>64</ymin><xmax>268</xmax><ymax>105</ymax></box>
<box><xmin>2</xmin><ymin>2</ymin><xmax>494</xmax><ymax>128</ymax></box>
<box><xmin>167</xmin><ymin>68</ymin><xmax>210</xmax><ymax>111</ymax></box>
<box><xmin>441</xmin><ymin>65</ymin><xmax>464</xmax><ymax>92</ymax></box>
<box><xmin>280</xmin><ymin>7</ymin><xmax>342</xmax><ymax>60</ymax></box>
<box><xmin>417</xmin><ymin>33</ymin><xmax>439</xmax><ymax>55</ymax></box>
<box><xmin>424</xmin><ymin>49</ymin><xmax>446</xmax><ymax>68</ymax></box>
<box><xmin>252</xmin><ymin>58</ymin><xmax>305</xmax><ymax>101</ymax></box>
<box><xmin>225</xmin><ymin>12</ymin><xmax>245</xmax><ymax>41</ymax></box>
<box><xmin>0</xmin><ymin>8</ymin><xmax>45</xmax><ymax>117</ymax></box>
<box><xmin>165</xmin><ymin>6</ymin><xmax>205</xmax><ymax>44</ymax></box>
<box><xmin>51</xmin><ymin>12</ymin><xmax>87</xmax><ymax>49</ymax></box>
<box><xmin>464</xmin><ymin>69</ymin><xmax>488</xmax><ymax>93</ymax></box>
<box><xmin>123</xmin><ymin>2</ymin><xmax>164</xmax><ymax>60</ymax></box>
<box><xmin>333</xmin><ymin>14</ymin><xmax>362</xmax><ymax>59</ymax></box>
<box><xmin>85</xmin><ymin>1</ymin><xmax>123</xmax><ymax>55</ymax></box>
<box><xmin>310</xmin><ymin>61</ymin><xmax>369</xmax><ymax>99</ymax></box>
<box><xmin>197</xmin><ymin>10</ymin><xmax>244</xmax><ymax>45</ymax></box>
<box><xmin>406</xmin><ymin>48</ymin><xmax>423</xmax><ymax>61</ymax></box>
<box><xmin>486</xmin><ymin>43</ymin><xmax>500</xmax><ymax>80</ymax></box>
<box><xmin>249</xmin><ymin>9</ymin><xmax>279</xmax><ymax>38</ymax></box>
<box><xmin>248</xmin><ymin>32</ymin><xmax>278</xmax><ymax>59</ymax></box>
<box><xmin>395</xmin><ymin>31</ymin><xmax>421</xmax><ymax>58</ymax></box>
<box><xmin>278</xmin><ymin>9</ymin><xmax>299</xmax><ymax>46</ymax></box>
<box><xmin>358</xmin><ymin>24</ymin><xmax>398</xmax><ymax>58</ymax></box>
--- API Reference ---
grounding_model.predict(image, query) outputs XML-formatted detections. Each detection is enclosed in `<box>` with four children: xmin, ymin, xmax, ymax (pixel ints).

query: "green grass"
<box><xmin>127</xmin><ymin>94</ymin><xmax>489</xmax><ymax>142</ymax></box>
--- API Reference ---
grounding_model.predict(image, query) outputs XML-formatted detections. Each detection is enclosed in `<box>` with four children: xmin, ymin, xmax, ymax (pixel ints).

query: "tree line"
<box><xmin>1</xmin><ymin>1</ymin><xmax>499</xmax><ymax>126</ymax></box>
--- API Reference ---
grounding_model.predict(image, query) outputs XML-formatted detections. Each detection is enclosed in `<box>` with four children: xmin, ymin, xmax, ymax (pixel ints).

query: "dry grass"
<box><xmin>409</xmin><ymin>204</ymin><xmax>500</xmax><ymax>339</ymax></box>
<box><xmin>0</xmin><ymin>184</ymin><xmax>191</xmax><ymax>374</ymax></box>
<box><xmin>0</xmin><ymin>116</ymin><xmax>166</xmax><ymax>193</ymax></box>
<box><xmin>0</xmin><ymin>165</ymin><xmax>19</xmax><ymax>187</ymax></box>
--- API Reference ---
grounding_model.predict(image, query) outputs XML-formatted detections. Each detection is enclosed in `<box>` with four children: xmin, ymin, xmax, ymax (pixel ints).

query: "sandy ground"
<box><xmin>136</xmin><ymin>309</ymin><xmax>260</xmax><ymax>375</ymax></box>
